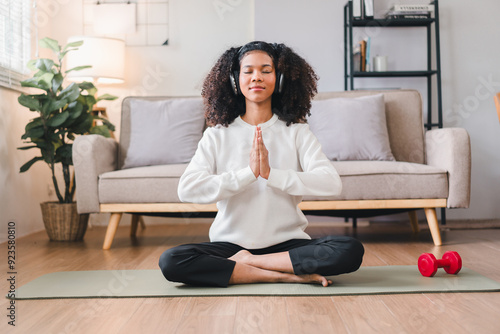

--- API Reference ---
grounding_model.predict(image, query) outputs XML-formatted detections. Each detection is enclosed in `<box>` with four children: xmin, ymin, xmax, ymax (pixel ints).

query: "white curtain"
<box><xmin>0</xmin><ymin>0</ymin><xmax>31</xmax><ymax>89</ymax></box>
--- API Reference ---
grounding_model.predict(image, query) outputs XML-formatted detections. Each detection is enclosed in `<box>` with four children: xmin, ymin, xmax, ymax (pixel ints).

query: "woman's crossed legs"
<box><xmin>158</xmin><ymin>236</ymin><xmax>364</xmax><ymax>287</ymax></box>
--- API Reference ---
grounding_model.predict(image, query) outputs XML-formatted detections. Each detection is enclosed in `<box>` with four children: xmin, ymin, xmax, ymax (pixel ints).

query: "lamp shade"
<box><xmin>66</xmin><ymin>36</ymin><xmax>125</xmax><ymax>84</ymax></box>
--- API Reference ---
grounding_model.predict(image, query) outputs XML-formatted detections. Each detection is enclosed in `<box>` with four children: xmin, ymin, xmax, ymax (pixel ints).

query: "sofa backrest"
<box><xmin>119</xmin><ymin>90</ymin><xmax>425</xmax><ymax>168</ymax></box>
<box><xmin>315</xmin><ymin>90</ymin><xmax>425</xmax><ymax>164</ymax></box>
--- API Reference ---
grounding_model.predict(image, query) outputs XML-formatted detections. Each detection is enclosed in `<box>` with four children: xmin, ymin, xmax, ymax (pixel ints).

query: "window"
<box><xmin>0</xmin><ymin>0</ymin><xmax>31</xmax><ymax>90</ymax></box>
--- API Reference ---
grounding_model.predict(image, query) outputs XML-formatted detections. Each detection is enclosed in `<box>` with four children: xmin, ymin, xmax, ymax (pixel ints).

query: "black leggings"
<box><xmin>158</xmin><ymin>236</ymin><xmax>364</xmax><ymax>287</ymax></box>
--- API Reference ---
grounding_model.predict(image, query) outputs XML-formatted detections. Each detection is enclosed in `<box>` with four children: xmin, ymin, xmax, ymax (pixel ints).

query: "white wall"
<box><xmin>47</xmin><ymin>0</ymin><xmax>254</xmax><ymax>141</ymax></box>
<box><xmin>255</xmin><ymin>0</ymin><xmax>500</xmax><ymax>221</ymax></box>
<box><xmin>0</xmin><ymin>88</ymin><xmax>55</xmax><ymax>240</ymax></box>
<box><xmin>2</xmin><ymin>0</ymin><xmax>499</xmax><ymax>242</ymax></box>
<box><xmin>0</xmin><ymin>1</ymin><xmax>55</xmax><ymax>242</ymax></box>
<box><xmin>0</xmin><ymin>0</ymin><xmax>254</xmax><ymax>241</ymax></box>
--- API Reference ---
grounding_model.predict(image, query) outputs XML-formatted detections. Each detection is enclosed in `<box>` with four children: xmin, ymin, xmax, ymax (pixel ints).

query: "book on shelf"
<box><xmin>389</xmin><ymin>4</ymin><xmax>434</xmax><ymax>12</ymax></box>
<box><xmin>385</xmin><ymin>3</ymin><xmax>434</xmax><ymax>19</ymax></box>
<box><xmin>352</xmin><ymin>0</ymin><xmax>363</xmax><ymax>20</ymax></box>
<box><xmin>386</xmin><ymin>11</ymin><xmax>431</xmax><ymax>19</ymax></box>
<box><xmin>364</xmin><ymin>0</ymin><xmax>374</xmax><ymax>19</ymax></box>
<box><xmin>352</xmin><ymin>37</ymin><xmax>370</xmax><ymax>72</ymax></box>
<box><xmin>351</xmin><ymin>2</ymin><xmax>434</xmax><ymax>21</ymax></box>
<box><xmin>352</xmin><ymin>44</ymin><xmax>361</xmax><ymax>72</ymax></box>
<box><xmin>360</xmin><ymin>39</ymin><xmax>366</xmax><ymax>72</ymax></box>
<box><xmin>351</xmin><ymin>0</ymin><xmax>374</xmax><ymax>20</ymax></box>
<box><xmin>365</xmin><ymin>37</ymin><xmax>371</xmax><ymax>71</ymax></box>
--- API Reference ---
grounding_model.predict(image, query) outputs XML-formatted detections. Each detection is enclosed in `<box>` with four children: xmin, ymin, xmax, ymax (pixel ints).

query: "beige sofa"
<box><xmin>73</xmin><ymin>90</ymin><xmax>471</xmax><ymax>249</ymax></box>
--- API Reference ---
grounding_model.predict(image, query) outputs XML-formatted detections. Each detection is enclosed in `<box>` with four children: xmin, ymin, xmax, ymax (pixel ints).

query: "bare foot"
<box><xmin>229</xmin><ymin>250</ymin><xmax>332</xmax><ymax>286</ymax></box>
<box><xmin>290</xmin><ymin>274</ymin><xmax>333</xmax><ymax>287</ymax></box>
<box><xmin>228</xmin><ymin>261</ymin><xmax>333</xmax><ymax>287</ymax></box>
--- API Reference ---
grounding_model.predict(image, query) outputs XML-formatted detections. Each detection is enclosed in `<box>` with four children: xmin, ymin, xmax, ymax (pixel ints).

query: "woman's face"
<box><xmin>238</xmin><ymin>50</ymin><xmax>276</xmax><ymax>104</ymax></box>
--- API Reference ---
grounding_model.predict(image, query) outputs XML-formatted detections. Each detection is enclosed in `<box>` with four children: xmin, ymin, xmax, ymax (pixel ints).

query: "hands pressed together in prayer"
<box><xmin>250</xmin><ymin>126</ymin><xmax>270</xmax><ymax>179</ymax></box>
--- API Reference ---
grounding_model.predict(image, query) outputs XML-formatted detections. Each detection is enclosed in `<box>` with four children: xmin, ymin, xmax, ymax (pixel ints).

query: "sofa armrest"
<box><xmin>425</xmin><ymin>128</ymin><xmax>471</xmax><ymax>208</ymax></box>
<box><xmin>73</xmin><ymin>135</ymin><xmax>119</xmax><ymax>213</ymax></box>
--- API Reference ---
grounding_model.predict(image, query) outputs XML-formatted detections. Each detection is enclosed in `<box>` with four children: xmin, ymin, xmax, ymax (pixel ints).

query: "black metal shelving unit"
<box><xmin>344</xmin><ymin>0</ymin><xmax>442</xmax><ymax>130</ymax></box>
<box><xmin>343</xmin><ymin>0</ymin><xmax>446</xmax><ymax>226</ymax></box>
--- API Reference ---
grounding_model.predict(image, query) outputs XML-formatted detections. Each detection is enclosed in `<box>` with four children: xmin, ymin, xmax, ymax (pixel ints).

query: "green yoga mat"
<box><xmin>8</xmin><ymin>266</ymin><xmax>500</xmax><ymax>300</ymax></box>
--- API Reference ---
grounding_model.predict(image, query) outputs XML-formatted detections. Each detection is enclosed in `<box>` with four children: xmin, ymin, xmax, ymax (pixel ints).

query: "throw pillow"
<box><xmin>123</xmin><ymin>98</ymin><xmax>205</xmax><ymax>169</ymax></box>
<box><xmin>308</xmin><ymin>94</ymin><xmax>395</xmax><ymax>161</ymax></box>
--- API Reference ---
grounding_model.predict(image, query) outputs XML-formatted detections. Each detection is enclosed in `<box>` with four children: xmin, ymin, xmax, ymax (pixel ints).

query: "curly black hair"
<box><xmin>201</xmin><ymin>41</ymin><xmax>319</xmax><ymax>127</ymax></box>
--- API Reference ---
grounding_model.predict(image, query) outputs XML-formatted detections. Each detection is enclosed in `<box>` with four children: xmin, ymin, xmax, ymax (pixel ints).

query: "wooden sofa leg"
<box><xmin>103</xmin><ymin>213</ymin><xmax>122</xmax><ymax>250</ymax></box>
<box><xmin>130</xmin><ymin>214</ymin><xmax>139</xmax><ymax>237</ymax></box>
<box><xmin>408</xmin><ymin>210</ymin><xmax>420</xmax><ymax>233</ymax></box>
<box><xmin>424</xmin><ymin>208</ymin><xmax>442</xmax><ymax>246</ymax></box>
<box><xmin>130</xmin><ymin>215</ymin><xmax>146</xmax><ymax>236</ymax></box>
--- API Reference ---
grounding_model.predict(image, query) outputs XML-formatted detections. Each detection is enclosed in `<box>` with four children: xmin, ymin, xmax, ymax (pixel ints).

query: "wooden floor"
<box><xmin>2</xmin><ymin>218</ymin><xmax>500</xmax><ymax>334</ymax></box>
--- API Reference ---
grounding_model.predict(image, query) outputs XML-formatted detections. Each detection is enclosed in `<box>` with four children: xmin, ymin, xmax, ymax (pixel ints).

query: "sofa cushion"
<box><xmin>303</xmin><ymin>161</ymin><xmax>448</xmax><ymax>201</ymax></box>
<box><xmin>314</xmin><ymin>91</ymin><xmax>425</xmax><ymax>164</ymax></box>
<box><xmin>308</xmin><ymin>94</ymin><xmax>395</xmax><ymax>161</ymax></box>
<box><xmin>99</xmin><ymin>161</ymin><xmax>448</xmax><ymax>204</ymax></box>
<box><xmin>122</xmin><ymin>98</ymin><xmax>205</xmax><ymax>169</ymax></box>
<box><xmin>99</xmin><ymin>164</ymin><xmax>187</xmax><ymax>203</ymax></box>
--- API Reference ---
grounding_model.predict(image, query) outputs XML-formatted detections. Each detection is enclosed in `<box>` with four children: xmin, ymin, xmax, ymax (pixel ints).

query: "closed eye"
<box><xmin>243</xmin><ymin>70</ymin><xmax>272</xmax><ymax>74</ymax></box>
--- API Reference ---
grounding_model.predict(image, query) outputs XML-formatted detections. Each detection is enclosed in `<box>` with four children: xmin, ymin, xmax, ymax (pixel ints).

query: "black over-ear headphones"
<box><xmin>230</xmin><ymin>42</ymin><xmax>284</xmax><ymax>96</ymax></box>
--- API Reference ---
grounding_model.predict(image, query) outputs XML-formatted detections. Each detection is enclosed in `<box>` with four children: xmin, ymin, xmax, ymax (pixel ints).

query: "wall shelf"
<box><xmin>350</xmin><ymin>18</ymin><xmax>435</xmax><ymax>27</ymax></box>
<box><xmin>350</xmin><ymin>70</ymin><xmax>438</xmax><ymax>78</ymax></box>
<box><xmin>344</xmin><ymin>0</ymin><xmax>443</xmax><ymax>130</ymax></box>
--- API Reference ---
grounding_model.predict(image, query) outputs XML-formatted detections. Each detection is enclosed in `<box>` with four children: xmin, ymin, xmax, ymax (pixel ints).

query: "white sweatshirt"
<box><xmin>178</xmin><ymin>114</ymin><xmax>342</xmax><ymax>249</ymax></box>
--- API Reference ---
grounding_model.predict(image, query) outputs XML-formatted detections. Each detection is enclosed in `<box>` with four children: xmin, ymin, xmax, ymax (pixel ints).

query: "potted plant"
<box><xmin>18</xmin><ymin>37</ymin><xmax>116</xmax><ymax>241</ymax></box>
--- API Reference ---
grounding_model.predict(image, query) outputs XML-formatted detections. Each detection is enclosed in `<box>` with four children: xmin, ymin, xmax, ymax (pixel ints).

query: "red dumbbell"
<box><xmin>418</xmin><ymin>251</ymin><xmax>462</xmax><ymax>277</ymax></box>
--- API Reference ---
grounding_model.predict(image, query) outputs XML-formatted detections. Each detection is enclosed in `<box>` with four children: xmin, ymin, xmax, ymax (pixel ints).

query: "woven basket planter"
<box><xmin>40</xmin><ymin>202</ymin><xmax>89</xmax><ymax>241</ymax></box>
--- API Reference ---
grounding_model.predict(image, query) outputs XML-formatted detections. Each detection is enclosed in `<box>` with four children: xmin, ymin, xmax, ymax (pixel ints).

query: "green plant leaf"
<box><xmin>65</xmin><ymin>65</ymin><xmax>92</xmax><ymax>74</ymax></box>
<box><xmin>59</xmin><ymin>82</ymin><xmax>80</xmax><ymax>102</ymax></box>
<box><xmin>19</xmin><ymin>156</ymin><xmax>44</xmax><ymax>173</ymax></box>
<box><xmin>61</xmin><ymin>117</ymin><xmax>77</xmax><ymax>128</ymax></box>
<box><xmin>20</xmin><ymin>77</ymin><xmax>49</xmax><ymax>91</ymax></box>
<box><xmin>31</xmin><ymin>138</ymin><xmax>50</xmax><ymax>149</ymax></box>
<box><xmin>48</xmin><ymin>132</ymin><xmax>62</xmax><ymax>146</ymax></box>
<box><xmin>22</xmin><ymin>117</ymin><xmax>45</xmax><ymax>140</ymax></box>
<box><xmin>97</xmin><ymin>93</ymin><xmax>118</xmax><ymax>102</ymax></box>
<box><xmin>39</xmin><ymin>37</ymin><xmax>60</xmax><ymax>53</ymax></box>
<box><xmin>63</xmin><ymin>40</ymin><xmax>83</xmax><ymax>51</ymax></box>
<box><xmin>18</xmin><ymin>94</ymin><xmax>41</xmax><ymax>111</ymax></box>
<box><xmin>37</xmin><ymin>72</ymin><xmax>54</xmax><ymax>91</ymax></box>
<box><xmin>52</xmin><ymin>73</ymin><xmax>64</xmax><ymax>92</ymax></box>
<box><xmin>79</xmin><ymin>81</ymin><xmax>97</xmax><ymax>96</ymax></box>
<box><xmin>27</xmin><ymin>59</ymin><xmax>38</xmax><ymax>71</ymax></box>
<box><xmin>70</xmin><ymin>113</ymin><xmax>93</xmax><ymax>134</ymax></box>
<box><xmin>35</xmin><ymin>59</ymin><xmax>55</xmax><ymax>72</ymax></box>
<box><xmin>17</xmin><ymin>145</ymin><xmax>38</xmax><ymax>150</ymax></box>
<box><xmin>85</xmin><ymin>95</ymin><xmax>97</xmax><ymax>106</ymax></box>
<box><xmin>89</xmin><ymin>125</ymin><xmax>111</xmax><ymax>137</ymax></box>
<box><xmin>67</xmin><ymin>102</ymin><xmax>83</xmax><ymax>119</ymax></box>
<box><xmin>78</xmin><ymin>95</ymin><xmax>97</xmax><ymax>112</ymax></box>
<box><xmin>42</xmin><ymin>99</ymin><xmax>68</xmax><ymax>115</ymax></box>
<box><xmin>78</xmin><ymin>82</ymin><xmax>95</xmax><ymax>90</ymax></box>
<box><xmin>105</xmin><ymin>120</ymin><xmax>116</xmax><ymax>132</ymax></box>
<box><xmin>88</xmin><ymin>87</ymin><xmax>98</xmax><ymax>96</ymax></box>
<box><xmin>47</xmin><ymin>111</ymin><xmax>70</xmax><ymax>127</ymax></box>
<box><xmin>25</xmin><ymin>117</ymin><xmax>43</xmax><ymax>130</ymax></box>
<box><xmin>40</xmin><ymin>142</ymin><xmax>56</xmax><ymax>164</ymax></box>
<box><xmin>56</xmin><ymin>144</ymin><xmax>73</xmax><ymax>165</ymax></box>
<box><xmin>21</xmin><ymin>125</ymin><xmax>45</xmax><ymax>140</ymax></box>
<box><xmin>93</xmin><ymin>116</ymin><xmax>116</xmax><ymax>132</ymax></box>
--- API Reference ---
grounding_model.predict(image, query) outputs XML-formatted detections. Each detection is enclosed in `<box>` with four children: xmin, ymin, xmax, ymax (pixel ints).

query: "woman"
<box><xmin>159</xmin><ymin>41</ymin><xmax>364</xmax><ymax>287</ymax></box>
